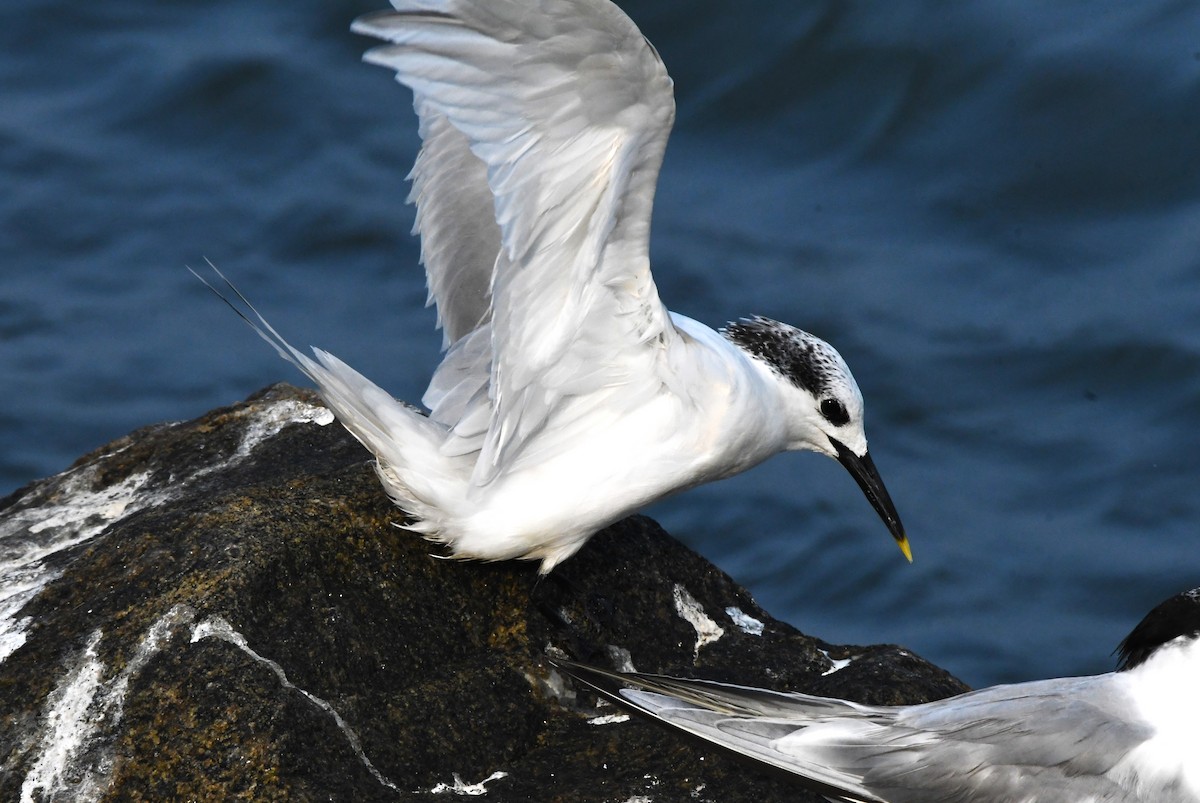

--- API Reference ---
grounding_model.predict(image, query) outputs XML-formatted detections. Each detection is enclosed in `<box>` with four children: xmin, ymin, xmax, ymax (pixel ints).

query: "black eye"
<box><xmin>820</xmin><ymin>398</ymin><xmax>849</xmax><ymax>426</ymax></box>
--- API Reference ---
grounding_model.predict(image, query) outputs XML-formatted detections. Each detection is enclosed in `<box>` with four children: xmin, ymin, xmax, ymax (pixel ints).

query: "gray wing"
<box><xmin>838</xmin><ymin>677</ymin><xmax>1154</xmax><ymax>802</ymax></box>
<box><xmin>556</xmin><ymin>660</ymin><xmax>889</xmax><ymax>803</ymax></box>
<box><xmin>556</xmin><ymin>661</ymin><xmax>1159</xmax><ymax>803</ymax></box>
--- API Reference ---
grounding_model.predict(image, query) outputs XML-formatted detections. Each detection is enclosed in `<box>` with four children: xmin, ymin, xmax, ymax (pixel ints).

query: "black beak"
<box><xmin>830</xmin><ymin>438</ymin><xmax>911</xmax><ymax>562</ymax></box>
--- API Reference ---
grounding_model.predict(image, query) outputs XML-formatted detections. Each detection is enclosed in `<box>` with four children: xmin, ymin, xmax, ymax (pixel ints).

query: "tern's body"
<box><xmin>558</xmin><ymin>588</ymin><xmax>1200</xmax><ymax>802</ymax></box>
<box><xmin>203</xmin><ymin>0</ymin><xmax>909</xmax><ymax>572</ymax></box>
<box><xmin>389</xmin><ymin>314</ymin><xmax>792</xmax><ymax>566</ymax></box>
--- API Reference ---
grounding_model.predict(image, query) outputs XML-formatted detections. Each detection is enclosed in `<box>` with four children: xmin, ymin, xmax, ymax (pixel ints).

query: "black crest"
<box><xmin>1115</xmin><ymin>587</ymin><xmax>1200</xmax><ymax>671</ymax></box>
<box><xmin>722</xmin><ymin>317</ymin><xmax>837</xmax><ymax>397</ymax></box>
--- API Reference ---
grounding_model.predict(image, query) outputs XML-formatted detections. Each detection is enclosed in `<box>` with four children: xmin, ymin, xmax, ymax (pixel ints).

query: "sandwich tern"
<box><xmin>198</xmin><ymin>0</ymin><xmax>909</xmax><ymax>573</ymax></box>
<box><xmin>556</xmin><ymin>587</ymin><xmax>1200</xmax><ymax>801</ymax></box>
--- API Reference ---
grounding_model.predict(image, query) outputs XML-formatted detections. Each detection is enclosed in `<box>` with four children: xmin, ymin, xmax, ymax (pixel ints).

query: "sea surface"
<box><xmin>4</xmin><ymin>0</ymin><xmax>1200</xmax><ymax>689</ymax></box>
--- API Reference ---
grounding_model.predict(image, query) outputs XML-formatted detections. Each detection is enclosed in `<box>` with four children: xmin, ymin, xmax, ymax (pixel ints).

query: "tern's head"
<box><xmin>1116</xmin><ymin>587</ymin><xmax>1200</xmax><ymax>671</ymax></box>
<box><xmin>723</xmin><ymin>316</ymin><xmax>910</xmax><ymax>561</ymax></box>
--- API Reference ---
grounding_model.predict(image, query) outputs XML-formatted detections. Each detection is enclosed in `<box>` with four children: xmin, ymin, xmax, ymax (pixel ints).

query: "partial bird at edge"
<box><xmin>554</xmin><ymin>587</ymin><xmax>1200</xmax><ymax>802</ymax></box>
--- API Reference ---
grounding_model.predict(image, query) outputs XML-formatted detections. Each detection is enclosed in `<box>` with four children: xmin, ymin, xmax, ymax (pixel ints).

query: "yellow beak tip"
<box><xmin>898</xmin><ymin>538</ymin><xmax>913</xmax><ymax>563</ymax></box>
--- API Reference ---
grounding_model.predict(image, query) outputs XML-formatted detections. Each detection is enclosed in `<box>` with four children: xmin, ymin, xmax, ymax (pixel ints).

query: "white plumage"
<box><xmin>199</xmin><ymin>0</ymin><xmax>909</xmax><ymax>572</ymax></box>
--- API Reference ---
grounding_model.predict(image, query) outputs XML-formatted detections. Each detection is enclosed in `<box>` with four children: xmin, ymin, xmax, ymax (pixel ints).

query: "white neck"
<box><xmin>1115</xmin><ymin>636</ymin><xmax>1200</xmax><ymax>798</ymax></box>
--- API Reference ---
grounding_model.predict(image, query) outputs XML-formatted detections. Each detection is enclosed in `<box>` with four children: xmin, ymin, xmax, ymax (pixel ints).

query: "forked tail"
<box><xmin>189</xmin><ymin>262</ymin><xmax>463</xmax><ymax>532</ymax></box>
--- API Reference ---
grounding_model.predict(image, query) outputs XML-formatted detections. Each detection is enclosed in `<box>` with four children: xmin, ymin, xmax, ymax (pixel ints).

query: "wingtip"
<box><xmin>549</xmin><ymin>658</ymin><xmax>632</xmax><ymax>701</ymax></box>
<box><xmin>350</xmin><ymin>10</ymin><xmax>400</xmax><ymax>37</ymax></box>
<box><xmin>351</xmin><ymin>9</ymin><xmax>458</xmax><ymax>40</ymax></box>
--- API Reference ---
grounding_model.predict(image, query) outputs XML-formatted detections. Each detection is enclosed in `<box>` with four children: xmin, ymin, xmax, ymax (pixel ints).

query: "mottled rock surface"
<box><xmin>0</xmin><ymin>384</ymin><xmax>966</xmax><ymax>802</ymax></box>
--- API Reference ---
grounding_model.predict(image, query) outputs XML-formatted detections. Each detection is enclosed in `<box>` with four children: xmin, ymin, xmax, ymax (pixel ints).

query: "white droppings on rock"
<box><xmin>673</xmin><ymin>584</ymin><xmax>724</xmax><ymax>658</ymax></box>
<box><xmin>20</xmin><ymin>631</ymin><xmax>105</xmax><ymax>803</ymax></box>
<box><xmin>192</xmin><ymin>615</ymin><xmax>400</xmax><ymax>793</ymax></box>
<box><xmin>587</xmin><ymin>713</ymin><xmax>631</xmax><ymax>725</ymax></box>
<box><xmin>25</xmin><ymin>469</ymin><xmax>153</xmax><ymax>539</ymax></box>
<box><xmin>189</xmin><ymin>398</ymin><xmax>335</xmax><ymax>482</ymax></box>
<box><xmin>0</xmin><ymin>565</ymin><xmax>44</xmax><ymax>663</ymax></box>
<box><xmin>724</xmin><ymin>606</ymin><xmax>764</xmax><ymax>636</ymax></box>
<box><xmin>19</xmin><ymin>605</ymin><xmax>195</xmax><ymax>803</ymax></box>
<box><xmin>230</xmin><ymin>399</ymin><xmax>334</xmax><ymax>462</ymax></box>
<box><xmin>1</xmin><ymin>396</ymin><xmax>335</xmax><ymax>668</ymax></box>
<box><xmin>105</xmin><ymin>605</ymin><xmax>196</xmax><ymax>721</ymax></box>
<box><xmin>534</xmin><ymin>661</ymin><xmax>579</xmax><ymax>707</ymax></box>
<box><xmin>0</xmin><ymin>615</ymin><xmax>30</xmax><ymax>664</ymax></box>
<box><xmin>0</xmin><ymin>468</ymin><xmax>163</xmax><ymax>667</ymax></box>
<box><xmin>429</xmin><ymin>770</ymin><xmax>509</xmax><ymax>795</ymax></box>
<box><xmin>605</xmin><ymin>644</ymin><xmax>637</xmax><ymax>673</ymax></box>
<box><xmin>818</xmin><ymin>648</ymin><xmax>856</xmax><ymax>676</ymax></box>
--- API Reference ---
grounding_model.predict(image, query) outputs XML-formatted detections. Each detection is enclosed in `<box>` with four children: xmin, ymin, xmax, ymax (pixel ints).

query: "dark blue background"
<box><xmin>4</xmin><ymin>0</ymin><xmax>1200</xmax><ymax>687</ymax></box>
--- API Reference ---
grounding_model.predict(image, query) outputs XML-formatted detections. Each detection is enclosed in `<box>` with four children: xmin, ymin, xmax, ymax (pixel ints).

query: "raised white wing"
<box><xmin>408</xmin><ymin>96</ymin><xmax>497</xmax><ymax>349</ymax></box>
<box><xmin>354</xmin><ymin>0</ymin><xmax>678</xmax><ymax>484</ymax></box>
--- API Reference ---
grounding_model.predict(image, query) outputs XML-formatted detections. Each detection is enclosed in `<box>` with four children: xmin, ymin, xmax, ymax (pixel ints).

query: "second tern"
<box><xmin>557</xmin><ymin>587</ymin><xmax>1200</xmax><ymax>802</ymax></box>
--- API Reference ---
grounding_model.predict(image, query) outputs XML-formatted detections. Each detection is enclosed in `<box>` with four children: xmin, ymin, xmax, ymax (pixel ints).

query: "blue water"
<box><xmin>4</xmin><ymin>0</ymin><xmax>1200</xmax><ymax>689</ymax></box>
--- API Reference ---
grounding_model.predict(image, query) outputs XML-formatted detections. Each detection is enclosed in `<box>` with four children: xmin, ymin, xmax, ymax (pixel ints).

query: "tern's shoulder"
<box><xmin>665</xmin><ymin>313</ymin><xmax>774</xmax><ymax>388</ymax></box>
<box><xmin>899</xmin><ymin>672</ymin><xmax>1144</xmax><ymax>736</ymax></box>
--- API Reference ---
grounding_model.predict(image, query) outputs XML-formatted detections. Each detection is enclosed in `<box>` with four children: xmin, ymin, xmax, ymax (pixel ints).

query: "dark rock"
<box><xmin>0</xmin><ymin>384</ymin><xmax>967</xmax><ymax>802</ymax></box>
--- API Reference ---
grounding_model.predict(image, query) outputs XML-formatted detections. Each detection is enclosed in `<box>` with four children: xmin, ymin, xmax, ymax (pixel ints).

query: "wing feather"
<box><xmin>408</xmin><ymin>97</ymin><xmax>497</xmax><ymax>348</ymax></box>
<box><xmin>555</xmin><ymin>661</ymin><xmax>887</xmax><ymax>803</ymax></box>
<box><xmin>555</xmin><ymin>661</ymin><xmax>1157</xmax><ymax>803</ymax></box>
<box><xmin>354</xmin><ymin>0</ymin><xmax>677</xmax><ymax>484</ymax></box>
